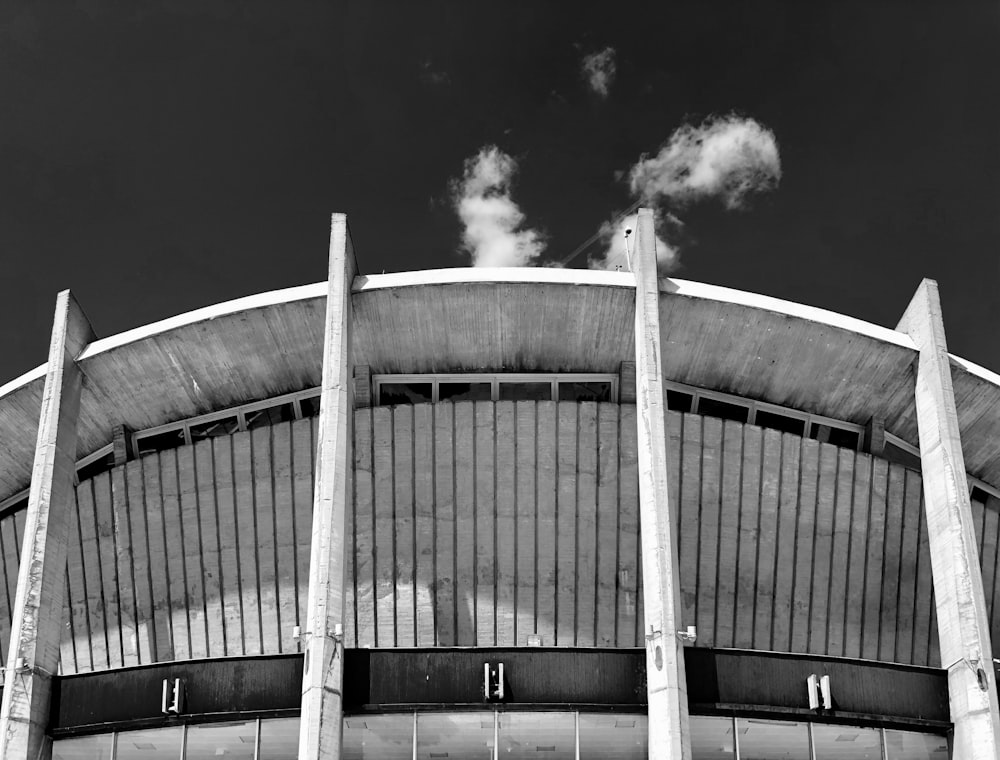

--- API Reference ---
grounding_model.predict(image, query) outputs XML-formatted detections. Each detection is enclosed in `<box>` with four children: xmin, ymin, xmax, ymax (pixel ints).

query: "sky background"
<box><xmin>1</xmin><ymin>1</ymin><xmax>998</xmax><ymax>380</ymax></box>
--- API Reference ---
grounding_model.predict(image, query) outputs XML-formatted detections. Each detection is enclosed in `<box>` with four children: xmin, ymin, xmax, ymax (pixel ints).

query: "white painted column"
<box><xmin>298</xmin><ymin>213</ymin><xmax>356</xmax><ymax>760</ymax></box>
<box><xmin>0</xmin><ymin>291</ymin><xmax>95</xmax><ymax>760</ymax></box>
<box><xmin>897</xmin><ymin>278</ymin><xmax>1000</xmax><ymax>757</ymax></box>
<box><xmin>632</xmin><ymin>208</ymin><xmax>691</xmax><ymax>759</ymax></box>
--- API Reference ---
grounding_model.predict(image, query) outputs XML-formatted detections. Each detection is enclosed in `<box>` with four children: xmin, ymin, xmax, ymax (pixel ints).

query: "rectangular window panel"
<box><xmin>259</xmin><ymin>717</ymin><xmax>300</xmax><ymax>760</ymax></box>
<box><xmin>186</xmin><ymin>720</ymin><xmax>257</xmax><ymax>759</ymax></box>
<box><xmin>696</xmin><ymin>397</ymin><xmax>750</xmax><ymax>424</ymax></box>
<box><xmin>136</xmin><ymin>428</ymin><xmax>186</xmax><ymax>455</ymax></box>
<box><xmin>379</xmin><ymin>383</ymin><xmax>433</xmax><ymax>405</ymax></box>
<box><xmin>499</xmin><ymin>712</ymin><xmax>575</xmax><ymax>760</ymax></box>
<box><xmin>416</xmin><ymin>712</ymin><xmax>494</xmax><ymax>760</ymax></box>
<box><xmin>826</xmin><ymin>426</ymin><xmax>860</xmax><ymax>450</ymax></box>
<box><xmin>688</xmin><ymin>716</ymin><xmax>736</xmax><ymax>760</ymax></box>
<box><xmin>116</xmin><ymin>726</ymin><xmax>184</xmax><ymax>760</ymax></box>
<box><xmin>52</xmin><ymin>734</ymin><xmax>115</xmax><ymax>760</ymax></box>
<box><xmin>499</xmin><ymin>382</ymin><xmax>552</xmax><ymax>402</ymax></box>
<box><xmin>343</xmin><ymin>714</ymin><xmax>414</xmax><ymax>759</ymax></box>
<box><xmin>666</xmin><ymin>390</ymin><xmax>694</xmax><ymax>413</ymax></box>
<box><xmin>300</xmin><ymin>395</ymin><xmax>321</xmax><ymax>418</ymax></box>
<box><xmin>738</xmin><ymin>719</ymin><xmax>810</xmax><ymax>760</ymax></box>
<box><xmin>190</xmin><ymin>416</ymin><xmax>240</xmax><ymax>441</ymax></box>
<box><xmin>579</xmin><ymin>713</ymin><xmax>648</xmax><ymax>759</ymax></box>
<box><xmin>245</xmin><ymin>403</ymin><xmax>295</xmax><ymax>429</ymax></box>
<box><xmin>76</xmin><ymin>452</ymin><xmax>115</xmax><ymax>483</ymax></box>
<box><xmin>558</xmin><ymin>381</ymin><xmax>612</xmax><ymax>402</ymax></box>
<box><xmin>755</xmin><ymin>410</ymin><xmax>806</xmax><ymax>436</ymax></box>
<box><xmin>439</xmin><ymin>382</ymin><xmax>492</xmax><ymax>402</ymax></box>
<box><xmin>812</xmin><ymin>725</ymin><xmax>883</xmax><ymax>760</ymax></box>
<box><xmin>884</xmin><ymin>730</ymin><xmax>948</xmax><ymax>758</ymax></box>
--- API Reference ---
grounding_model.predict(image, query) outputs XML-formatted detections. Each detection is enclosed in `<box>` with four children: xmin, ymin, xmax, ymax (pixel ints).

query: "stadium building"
<box><xmin>0</xmin><ymin>210</ymin><xmax>998</xmax><ymax>759</ymax></box>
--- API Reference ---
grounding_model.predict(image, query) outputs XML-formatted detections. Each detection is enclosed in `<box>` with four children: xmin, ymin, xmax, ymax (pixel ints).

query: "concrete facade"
<box><xmin>0</xmin><ymin>214</ymin><xmax>996</xmax><ymax>757</ymax></box>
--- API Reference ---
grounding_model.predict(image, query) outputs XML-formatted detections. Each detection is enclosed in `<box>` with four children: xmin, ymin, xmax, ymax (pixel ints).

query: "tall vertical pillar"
<box><xmin>0</xmin><ymin>291</ymin><xmax>94</xmax><ymax>760</ymax></box>
<box><xmin>298</xmin><ymin>213</ymin><xmax>356</xmax><ymax>760</ymax></box>
<box><xmin>897</xmin><ymin>279</ymin><xmax>1000</xmax><ymax>757</ymax></box>
<box><xmin>632</xmin><ymin>208</ymin><xmax>691</xmax><ymax>759</ymax></box>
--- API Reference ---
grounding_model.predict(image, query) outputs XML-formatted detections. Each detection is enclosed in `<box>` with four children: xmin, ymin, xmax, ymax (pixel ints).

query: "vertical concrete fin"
<box><xmin>897</xmin><ymin>278</ymin><xmax>1000</xmax><ymax>757</ymax></box>
<box><xmin>298</xmin><ymin>214</ymin><xmax>356</xmax><ymax>760</ymax></box>
<box><xmin>0</xmin><ymin>290</ymin><xmax>95</xmax><ymax>760</ymax></box>
<box><xmin>632</xmin><ymin>208</ymin><xmax>691</xmax><ymax>759</ymax></box>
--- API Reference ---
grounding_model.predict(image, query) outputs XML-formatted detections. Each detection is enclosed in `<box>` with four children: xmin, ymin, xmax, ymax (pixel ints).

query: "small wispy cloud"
<box><xmin>419</xmin><ymin>59</ymin><xmax>451</xmax><ymax>86</ymax></box>
<box><xmin>589</xmin><ymin>212</ymin><xmax>678</xmax><ymax>272</ymax></box>
<box><xmin>451</xmin><ymin>146</ymin><xmax>546</xmax><ymax>267</ymax></box>
<box><xmin>589</xmin><ymin>115</ymin><xmax>780</xmax><ymax>273</ymax></box>
<box><xmin>581</xmin><ymin>47</ymin><xmax>616</xmax><ymax>98</ymax></box>
<box><xmin>629</xmin><ymin>114</ymin><xmax>781</xmax><ymax>209</ymax></box>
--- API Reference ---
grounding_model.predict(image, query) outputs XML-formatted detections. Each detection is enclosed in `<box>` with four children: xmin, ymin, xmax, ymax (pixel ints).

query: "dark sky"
<box><xmin>1</xmin><ymin>1</ymin><xmax>998</xmax><ymax>381</ymax></box>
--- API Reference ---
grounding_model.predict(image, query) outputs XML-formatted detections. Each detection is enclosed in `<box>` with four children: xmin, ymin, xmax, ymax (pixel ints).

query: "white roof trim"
<box><xmin>950</xmin><ymin>353</ymin><xmax>1000</xmax><ymax>388</ymax></box>
<box><xmin>662</xmin><ymin>278</ymin><xmax>916</xmax><ymax>350</ymax></box>
<box><xmin>353</xmin><ymin>267</ymin><xmax>636</xmax><ymax>292</ymax></box>
<box><xmin>78</xmin><ymin>282</ymin><xmax>326</xmax><ymax>361</ymax></box>
<box><xmin>0</xmin><ymin>363</ymin><xmax>47</xmax><ymax>401</ymax></box>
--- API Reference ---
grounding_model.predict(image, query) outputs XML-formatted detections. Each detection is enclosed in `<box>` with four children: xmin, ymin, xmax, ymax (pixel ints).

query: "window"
<box><xmin>372</xmin><ymin>374</ymin><xmax>619</xmax><ymax>405</ymax></box>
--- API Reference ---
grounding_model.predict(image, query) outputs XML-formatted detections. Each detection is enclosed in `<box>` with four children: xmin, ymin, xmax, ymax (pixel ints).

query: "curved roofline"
<box><xmin>11</xmin><ymin>266</ymin><xmax>1000</xmax><ymax>406</ymax></box>
<box><xmin>662</xmin><ymin>278</ymin><xmax>915</xmax><ymax>350</ymax></box>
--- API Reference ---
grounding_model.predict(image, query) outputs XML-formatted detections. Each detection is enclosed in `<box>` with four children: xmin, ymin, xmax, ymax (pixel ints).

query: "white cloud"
<box><xmin>451</xmin><ymin>146</ymin><xmax>546</xmax><ymax>267</ymax></box>
<box><xmin>581</xmin><ymin>47</ymin><xmax>616</xmax><ymax>98</ymax></box>
<box><xmin>629</xmin><ymin>115</ymin><xmax>781</xmax><ymax>209</ymax></box>
<box><xmin>589</xmin><ymin>213</ymin><xmax>678</xmax><ymax>273</ymax></box>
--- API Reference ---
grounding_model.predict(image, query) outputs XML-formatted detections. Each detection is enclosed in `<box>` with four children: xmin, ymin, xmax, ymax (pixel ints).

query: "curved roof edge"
<box><xmin>352</xmin><ymin>267</ymin><xmax>637</xmax><ymax>291</ymax></box>
<box><xmin>662</xmin><ymin>278</ymin><xmax>915</xmax><ymax>350</ymax></box>
<box><xmin>11</xmin><ymin>267</ymin><xmax>1000</xmax><ymax>409</ymax></box>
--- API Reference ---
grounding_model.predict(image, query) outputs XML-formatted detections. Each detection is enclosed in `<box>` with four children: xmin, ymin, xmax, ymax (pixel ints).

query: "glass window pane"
<box><xmin>439</xmin><ymin>382</ymin><xmax>492</xmax><ymax>402</ymax></box>
<box><xmin>738</xmin><ymin>718</ymin><xmax>809</xmax><ymax>760</ymax></box>
<box><xmin>827</xmin><ymin>427</ymin><xmax>860</xmax><ymax>450</ymax></box>
<box><xmin>558</xmin><ymin>381</ymin><xmax>612</xmax><ymax>402</ymax></box>
<box><xmin>115</xmin><ymin>726</ymin><xmax>184</xmax><ymax>760</ymax></box>
<box><xmin>666</xmin><ymin>390</ymin><xmax>693</xmax><ymax>413</ymax></box>
<box><xmin>52</xmin><ymin>734</ymin><xmax>114</xmax><ymax>760</ymax></box>
<box><xmin>136</xmin><ymin>429</ymin><xmax>186</xmax><ymax>455</ymax></box>
<box><xmin>696</xmin><ymin>397</ymin><xmax>749</xmax><ymax>423</ymax></box>
<box><xmin>755</xmin><ymin>410</ymin><xmax>805</xmax><ymax>436</ymax></box>
<box><xmin>300</xmin><ymin>395</ymin><xmax>321</xmax><ymax>418</ymax></box>
<box><xmin>416</xmin><ymin>712</ymin><xmax>494</xmax><ymax>760</ymax></box>
<box><xmin>498</xmin><ymin>712</ymin><xmax>575</xmax><ymax>759</ymax></box>
<box><xmin>379</xmin><ymin>383</ymin><xmax>433</xmax><ymax>405</ymax></box>
<box><xmin>812</xmin><ymin>724</ymin><xmax>882</xmax><ymax>759</ymax></box>
<box><xmin>579</xmin><ymin>713</ymin><xmax>648</xmax><ymax>759</ymax></box>
<box><xmin>259</xmin><ymin>717</ymin><xmax>299</xmax><ymax>760</ymax></box>
<box><xmin>344</xmin><ymin>714</ymin><xmax>414</xmax><ymax>760</ymax></box>
<box><xmin>689</xmin><ymin>716</ymin><xmax>736</xmax><ymax>760</ymax></box>
<box><xmin>186</xmin><ymin>720</ymin><xmax>257</xmax><ymax>760</ymax></box>
<box><xmin>884</xmin><ymin>730</ymin><xmax>949</xmax><ymax>759</ymax></box>
<box><xmin>245</xmin><ymin>403</ymin><xmax>295</xmax><ymax>429</ymax></box>
<box><xmin>190</xmin><ymin>416</ymin><xmax>240</xmax><ymax>440</ymax></box>
<box><xmin>499</xmin><ymin>382</ymin><xmax>552</xmax><ymax>401</ymax></box>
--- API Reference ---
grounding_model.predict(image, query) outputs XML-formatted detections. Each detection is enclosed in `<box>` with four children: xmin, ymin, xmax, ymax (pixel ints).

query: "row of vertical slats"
<box><xmin>55</xmin><ymin>418</ymin><xmax>315</xmax><ymax>674</ymax></box>
<box><xmin>349</xmin><ymin>401</ymin><xmax>642</xmax><ymax>648</ymax></box>
<box><xmin>11</xmin><ymin>402</ymin><xmax>1000</xmax><ymax>670</ymax></box>
<box><xmin>672</xmin><ymin>412</ymin><xmax>939</xmax><ymax>665</ymax></box>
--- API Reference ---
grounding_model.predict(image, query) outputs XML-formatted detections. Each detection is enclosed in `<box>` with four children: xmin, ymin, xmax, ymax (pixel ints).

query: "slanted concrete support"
<box><xmin>632</xmin><ymin>208</ymin><xmax>691</xmax><ymax>759</ymax></box>
<box><xmin>0</xmin><ymin>291</ymin><xmax>94</xmax><ymax>760</ymax></box>
<box><xmin>897</xmin><ymin>279</ymin><xmax>1000</xmax><ymax>757</ymax></box>
<box><xmin>298</xmin><ymin>214</ymin><xmax>356</xmax><ymax>760</ymax></box>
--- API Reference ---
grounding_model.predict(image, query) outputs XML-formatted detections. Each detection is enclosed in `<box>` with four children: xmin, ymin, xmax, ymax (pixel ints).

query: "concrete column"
<box><xmin>0</xmin><ymin>291</ymin><xmax>95</xmax><ymax>760</ymax></box>
<box><xmin>897</xmin><ymin>279</ymin><xmax>1000</xmax><ymax>757</ymax></box>
<box><xmin>632</xmin><ymin>209</ymin><xmax>691</xmax><ymax>759</ymax></box>
<box><xmin>298</xmin><ymin>213</ymin><xmax>356</xmax><ymax>760</ymax></box>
